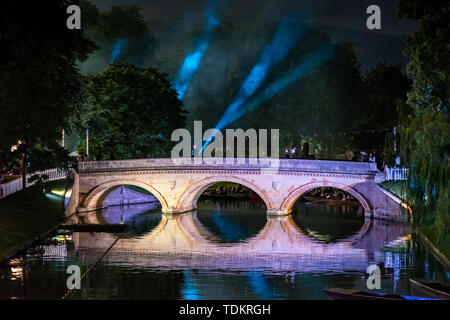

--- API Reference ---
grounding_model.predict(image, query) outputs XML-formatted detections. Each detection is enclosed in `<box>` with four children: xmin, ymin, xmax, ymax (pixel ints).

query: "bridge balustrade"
<box><xmin>77</xmin><ymin>158</ymin><xmax>381</xmax><ymax>175</ymax></box>
<box><xmin>384</xmin><ymin>167</ymin><xmax>409</xmax><ymax>181</ymax></box>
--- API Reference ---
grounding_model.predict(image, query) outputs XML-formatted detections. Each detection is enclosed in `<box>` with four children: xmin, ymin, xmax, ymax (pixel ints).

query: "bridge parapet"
<box><xmin>78</xmin><ymin>158</ymin><xmax>381</xmax><ymax>176</ymax></box>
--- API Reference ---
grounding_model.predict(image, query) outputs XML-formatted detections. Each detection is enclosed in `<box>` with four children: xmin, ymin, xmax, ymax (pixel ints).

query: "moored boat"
<box><xmin>409</xmin><ymin>278</ymin><xmax>450</xmax><ymax>299</ymax></box>
<box><xmin>324</xmin><ymin>287</ymin><xmax>441</xmax><ymax>300</ymax></box>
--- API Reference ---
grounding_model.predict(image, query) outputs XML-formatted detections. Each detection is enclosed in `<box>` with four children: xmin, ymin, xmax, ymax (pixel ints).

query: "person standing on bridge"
<box><xmin>290</xmin><ymin>146</ymin><xmax>297</xmax><ymax>159</ymax></box>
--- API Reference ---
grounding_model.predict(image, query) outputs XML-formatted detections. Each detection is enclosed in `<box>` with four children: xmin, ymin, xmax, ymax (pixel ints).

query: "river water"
<box><xmin>0</xmin><ymin>198</ymin><xmax>448</xmax><ymax>300</ymax></box>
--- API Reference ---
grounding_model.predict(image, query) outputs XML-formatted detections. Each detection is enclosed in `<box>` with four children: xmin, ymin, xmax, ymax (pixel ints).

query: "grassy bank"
<box><xmin>379</xmin><ymin>180</ymin><xmax>450</xmax><ymax>261</ymax></box>
<box><xmin>0</xmin><ymin>180</ymin><xmax>66</xmax><ymax>259</ymax></box>
<box><xmin>379</xmin><ymin>180</ymin><xmax>408</xmax><ymax>201</ymax></box>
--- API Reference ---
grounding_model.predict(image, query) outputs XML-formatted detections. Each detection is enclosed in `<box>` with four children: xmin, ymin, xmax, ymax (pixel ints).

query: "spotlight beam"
<box><xmin>231</xmin><ymin>43</ymin><xmax>334</xmax><ymax>124</ymax></box>
<box><xmin>199</xmin><ymin>16</ymin><xmax>306</xmax><ymax>153</ymax></box>
<box><xmin>172</xmin><ymin>0</ymin><xmax>221</xmax><ymax>100</ymax></box>
<box><xmin>200</xmin><ymin>43</ymin><xmax>334</xmax><ymax>153</ymax></box>
<box><xmin>111</xmin><ymin>38</ymin><xmax>126</xmax><ymax>62</ymax></box>
<box><xmin>216</xmin><ymin>16</ymin><xmax>307</xmax><ymax>131</ymax></box>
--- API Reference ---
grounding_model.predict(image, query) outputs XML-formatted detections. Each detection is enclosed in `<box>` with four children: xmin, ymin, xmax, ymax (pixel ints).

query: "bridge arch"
<box><xmin>281</xmin><ymin>182</ymin><xmax>373</xmax><ymax>216</ymax></box>
<box><xmin>177</xmin><ymin>175</ymin><xmax>273</xmax><ymax>212</ymax></box>
<box><xmin>82</xmin><ymin>179</ymin><xmax>168</xmax><ymax>211</ymax></box>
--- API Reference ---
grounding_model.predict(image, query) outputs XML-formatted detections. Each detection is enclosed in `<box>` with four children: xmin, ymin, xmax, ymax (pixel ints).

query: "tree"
<box><xmin>70</xmin><ymin>62</ymin><xmax>187</xmax><ymax>159</ymax></box>
<box><xmin>397</xmin><ymin>0</ymin><xmax>449</xmax><ymax>240</ymax></box>
<box><xmin>78</xmin><ymin>2</ymin><xmax>158</xmax><ymax>74</ymax></box>
<box><xmin>0</xmin><ymin>0</ymin><xmax>97</xmax><ymax>192</ymax></box>
<box><xmin>353</xmin><ymin>62</ymin><xmax>411</xmax><ymax>161</ymax></box>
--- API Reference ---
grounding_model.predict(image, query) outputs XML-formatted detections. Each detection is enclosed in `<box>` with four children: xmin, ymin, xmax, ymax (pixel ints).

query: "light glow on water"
<box><xmin>1</xmin><ymin>200</ymin><xmax>448</xmax><ymax>300</ymax></box>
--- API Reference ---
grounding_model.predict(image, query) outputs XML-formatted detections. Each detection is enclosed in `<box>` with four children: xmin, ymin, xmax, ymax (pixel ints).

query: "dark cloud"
<box><xmin>93</xmin><ymin>0</ymin><xmax>416</xmax><ymax>35</ymax></box>
<box><xmin>92</xmin><ymin>0</ymin><xmax>418</xmax><ymax>69</ymax></box>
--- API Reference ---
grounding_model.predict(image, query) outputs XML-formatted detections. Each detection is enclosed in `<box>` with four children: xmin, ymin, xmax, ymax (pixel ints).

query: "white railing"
<box><xmin>0</xmin><ymin>168</ymin><xmax>67</xmax><ymax>199</ymax></box>
<box><xmin>384</xmin><ymin>167</ymin><xmax>409</xmax><ymax>181</ymax></box>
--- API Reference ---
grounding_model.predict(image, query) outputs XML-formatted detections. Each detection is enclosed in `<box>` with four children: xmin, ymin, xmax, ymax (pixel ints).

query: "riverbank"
<box><xmin>417</xmin><ymin>226</ymin><xmax>450</xmax><ymax>270</ymax></box>
<box><xmin>379</xmin><ymin>180</ymin><xmax>450</xmax><ymax>265</ymax></box>
<box><xmin>0</xmin><ymin>180</ymin><xmax>66</xmax><ymax>261</ymax></box>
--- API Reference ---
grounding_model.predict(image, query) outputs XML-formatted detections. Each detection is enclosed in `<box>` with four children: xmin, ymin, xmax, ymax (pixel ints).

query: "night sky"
<box><xmin>93</xmin><ymin>0</ymin><xmax>418</xmax><ymax>69</ymax></box>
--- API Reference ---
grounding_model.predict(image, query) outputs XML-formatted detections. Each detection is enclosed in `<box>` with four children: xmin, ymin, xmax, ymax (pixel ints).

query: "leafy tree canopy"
<box><xmin>397</xmin><ymin>0</ymin><xmax>449</xmax><ymax>238</ymax></box>
<box><xmin>79</xmin><ymin>1</ymin><xmax>157</xmax><ymax>74</ymax></box>
<box><xmin>70</xmin><ymin>62</ymin><xmax>187</xmax><ymax>159</ymax></box>
<box><xmin>0</xmin><ymin>0</ymin><xmax>97</xmax><ymax>187</ymax></box>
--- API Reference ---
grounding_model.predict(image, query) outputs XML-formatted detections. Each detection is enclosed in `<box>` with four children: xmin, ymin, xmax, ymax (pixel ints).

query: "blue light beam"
<box><xmin>216</xmin><ymin>16</ymin><xmax>307</xmax><ymax>131</ymax></box>
<box><xmin>200</xmin><ymin>43</ymin><xmax>334</xmax><ymax>153</ymax></box>
<box><xmin>234</xmin><ymin>43</ymin><xmax>334</xmax><ymax>122</ymax></box>
<box><xmin>172</xmin><ymin>0</ymin><xmax>221</xmax><ymax>100</ymax></box>
<box><xmin>199</xmin><ymin>16</ymin><xmax>306</xmax><ymax>153</ymax></box>
<box><xmin>111</xmin><ymin>38</ymin><xmax>126</xmax><ymax>62</ymax></box>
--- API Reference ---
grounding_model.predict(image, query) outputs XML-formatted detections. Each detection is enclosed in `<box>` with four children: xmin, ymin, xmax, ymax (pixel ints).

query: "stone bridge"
<box><xmin>68</xmin><ymin>158</ymin><xmax>409</xmax><ymax>221</ymax></box>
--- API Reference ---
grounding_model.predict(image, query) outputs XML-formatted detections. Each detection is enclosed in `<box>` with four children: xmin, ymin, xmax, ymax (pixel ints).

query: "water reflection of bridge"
<box><xmin>74</xmin><ymin>209</ymin><xmax>410</xmax><ymax>273</ymax></box>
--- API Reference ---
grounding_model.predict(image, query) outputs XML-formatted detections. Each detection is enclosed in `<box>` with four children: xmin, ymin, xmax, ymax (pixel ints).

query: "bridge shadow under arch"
<box><xmin>82</xmin><ymin>179</ymin><xmax>168</xmax><ymax>212</ymax></box>
<box><xmin>281</xmin><ymin>182</ymin><xmax>373</xmax><ymax>215</ymax></box>
<box><xmin>177</xmin><ymin>176</ymin><xmax>272</xmax><ymax>213</ymax></box>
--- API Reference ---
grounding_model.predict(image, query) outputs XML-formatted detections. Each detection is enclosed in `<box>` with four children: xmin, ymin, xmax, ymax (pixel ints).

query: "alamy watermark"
<box><xmin>366</xmin><ymin>5</ymin><xmax>381</xmax><ymax>30</ymax></box>
<box><xmin>66</xmin><ymin>265</ymin><xmax>81</xmax><ymax>290</ymax></box>
<box><xmin>171</xmin><ymin>121</ymin><xmax>280</xmax><ymax>172</ymax></box>
<box><xmin>66</xmin><ymin>5</ymin><xmax>81</xmax><ymax>30</ymax></box>
<box><xmin>366</xmin><ymin>264</ymin><xmax>381</xmax><ymax>290</ymax></box>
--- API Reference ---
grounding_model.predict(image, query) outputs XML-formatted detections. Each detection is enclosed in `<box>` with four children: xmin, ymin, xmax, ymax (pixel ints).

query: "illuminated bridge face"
<box><xmin>71</xmin><ymin>158</ymin><xmax>409</xmax><ymax>224</ymax></box>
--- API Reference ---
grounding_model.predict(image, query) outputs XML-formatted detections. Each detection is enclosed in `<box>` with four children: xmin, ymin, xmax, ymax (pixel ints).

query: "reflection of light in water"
<box><xmin>45</xmin><ymin>193</ymin><xmax>63</xmax><ymax>201</ymax></box>
<box><xmin>4</xmin><ymin>197</ymin><xmax>448</xmax><ymax>301</ymax></box>
<box><xmin>292</xmin><ymin>202</ymin><xmax>365</xmax><ymax>243</ymax></box>
<box><xmin>303</xmin><ymin>228</ymin><xmax>333</xmax><ymax>243</ymax></box>
<box><xmin>196</xmin><ymin>199</ymin><xmax>267</xmax><ymax>243</ymax></box>
<box><xmin>425</xmin><ymin>257</ymin><xmax>430</xmax><ymax>279</ymax></box>
<box><xmin>246</xmin><ymin>271</ymin><xmax>277</xmax><ymax>300</ymax></box>
<box><xmin>182</xmin><ymin>270</ymin><xmax>201</xmax><ymax>300</ymax></box>
<box><xmin>383</xmin><ymin>234</ymin><xmax>412</xmax><ymax>247</ymax></box>
<box><xmin>72</xmin><ymin>203</ymin><xmax>416</xmax><ymax>277</ymax></box>
<box><xmin>211</xmin><ymin>211</ymin><xmax>248</xmax><ymax>242</ymax></box>
<box><xmin>10</xmin><ymin>266</ymin><xmax>23</xmax><ymax>281</ymax></box>
<box><xmin>394</xmin><ymin>253</ymin><xmax>400</xmax><ymax>292</ymax></box>
<box><xmin>382</xmin><ymin>235</ymin><xmax>416</xmax><ymax>294</ymax></box>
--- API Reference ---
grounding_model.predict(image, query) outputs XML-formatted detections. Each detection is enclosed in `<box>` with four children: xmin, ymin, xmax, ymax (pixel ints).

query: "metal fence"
<box><xmin>0</xmin><ymin>168</ymin><xmax>67</xmax><ymax>199</ymax></box>
<box><xmin>384</xmin><ymin>167</ymin><xmax>409</xmax><ymax>181</ymax></box>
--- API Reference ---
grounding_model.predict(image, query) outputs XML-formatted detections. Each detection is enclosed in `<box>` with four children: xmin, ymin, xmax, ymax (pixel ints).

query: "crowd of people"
<box><xmin>351</xmin><ymin>151</ymin><xmax>377</xmax><ymax>163</ymax></box>
<box><xmin>283</xmin><ymin>142</ymin><xmax>380</xmax><ymax>164</ymax></box>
